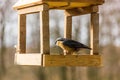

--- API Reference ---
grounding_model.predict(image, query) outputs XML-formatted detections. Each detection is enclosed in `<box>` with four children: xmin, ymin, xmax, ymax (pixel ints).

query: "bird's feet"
<box><xmin>63</xmin><ymin>50</ymin><xmax>67</xmax><ymax>55</ymax></box>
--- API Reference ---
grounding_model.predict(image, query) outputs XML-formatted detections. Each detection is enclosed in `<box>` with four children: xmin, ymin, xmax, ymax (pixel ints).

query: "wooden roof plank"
<box><xmin>13</xmin><ymin>0</ymin><xmax>104</xmax><ymax>10</ymax></box>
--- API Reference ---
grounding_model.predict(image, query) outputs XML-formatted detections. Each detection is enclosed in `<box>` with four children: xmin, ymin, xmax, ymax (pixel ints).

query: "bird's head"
<box><xmin>55</xmin><ymin>37</ymin><xmax>66</xmax><ymax>46</ymax></box>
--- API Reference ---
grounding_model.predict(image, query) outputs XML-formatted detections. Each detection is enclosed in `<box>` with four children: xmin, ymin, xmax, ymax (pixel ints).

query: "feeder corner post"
<box><xmin>18</xmin><ymin>14</ymin><xmax>26</xmax><ymax>53</ymax></box>
<box><xmin>64</xmin><ymin>10</ymin><xmax>72</xmax><ymax>39</ymax></box>
<box><xmin>40</xmin><ymin>4</ymin><xmax>50</xmax><ymax>55</ymax></box>
<box><xmin>90</xmin><ymin>11</ymin><xmax>99</xmax><ymax>55</ymax></box>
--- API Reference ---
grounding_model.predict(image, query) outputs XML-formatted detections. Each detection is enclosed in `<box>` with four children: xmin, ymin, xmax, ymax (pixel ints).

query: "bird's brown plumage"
<box><xmin>55</xmin><ymin>38</ymin><xmax>91</xmax><ymax>55</ymax></box>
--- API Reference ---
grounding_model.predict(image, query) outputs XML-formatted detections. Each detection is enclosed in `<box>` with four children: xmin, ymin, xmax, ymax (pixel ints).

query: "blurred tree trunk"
<box><xmin>27</xmin><ymin>14</ymin><xmax>40</xmax><ymax>53</ymax></box>
<box><xmin>0</xmin><ymin>7</ymin><xmax>6</xmax><ymax>79</ymax></box>
<box><xmin>60</xmin><ymin>67</ymin><xmax>67</xmax><ymax>80</ymax></box>
<box><xmin>0</xmin><ymin>0</ymin><xmax>15</xmax><ymax>79</ymax></box>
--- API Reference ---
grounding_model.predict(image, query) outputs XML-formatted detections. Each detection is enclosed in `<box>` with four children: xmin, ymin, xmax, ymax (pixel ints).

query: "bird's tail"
<box><xmin>85</xmin><ymin>47</ymin><xmax>92</xmax><ymax>50</ymax></box>
<box><xmin>83</xmin><ymin>45</ymin><xmax>92</xmax><ymax>50</ymax></box>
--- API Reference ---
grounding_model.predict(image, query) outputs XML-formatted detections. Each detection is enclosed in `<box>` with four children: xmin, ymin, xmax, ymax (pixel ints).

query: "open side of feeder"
<box><xmin>13</xmin><ymin>0</ymin><xmax>104</xmax><ymax>66</ymax></box>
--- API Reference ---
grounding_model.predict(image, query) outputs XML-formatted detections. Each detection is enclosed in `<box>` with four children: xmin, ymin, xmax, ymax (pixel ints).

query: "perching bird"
<box><xmin>55</xmin><ymin>38</ymin><xmax>91</xmax><ymax>55</ymax></box>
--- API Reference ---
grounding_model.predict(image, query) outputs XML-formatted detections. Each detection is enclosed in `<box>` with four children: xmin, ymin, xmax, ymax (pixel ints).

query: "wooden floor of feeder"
<box><xmin>13</xmin><ymin>0</ymin><xmax>104</xmax><ymax>9</ymax></box>
<box><xmin>15</xmin><ymin>53</ymin><xmax>101</xmax><ymax>66</ymax></box>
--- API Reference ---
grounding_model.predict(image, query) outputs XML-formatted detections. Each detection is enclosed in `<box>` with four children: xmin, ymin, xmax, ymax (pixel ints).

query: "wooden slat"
<box><xmin>65</xmin><ymin>6</ymin><xmax>98</xmax><ymax>16</ymax></box>
<box><xmin>18</xmin><ymin>4</ymin><xmax>49</xmax><ymax>14</ymax></box>
<box><xmin>64</xmin><ymin>13</ymin><xmax>72</xmax><ymax>39</ymax></box>
<box><xmin>43</xmin><ymin>55</ymin><xmax>101</xmax><ymax>66</ymax></box>
<box><xmin>18</xmin><ymin>14</ymin><xmax>26</xmax><ymax>53</ymax></box>
<box><xmin>40</xmin><ymin>4</ymin><xmax>50</xmax><ymax>54</ymax></box>
<box><xmin>15</xmin><ymin>53</ymin><xmax>42</xmax><ymax>65</ymax></box>
<box><xmin>90</xmin><ymin>12</ymin><xmax>99</xmax><ymax>55</ymax></box>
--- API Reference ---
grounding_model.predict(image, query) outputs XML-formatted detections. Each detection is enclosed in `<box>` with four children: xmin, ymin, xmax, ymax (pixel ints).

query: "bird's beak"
<box><xmin>55</xmin><ymin>41</ymin><xmax>57</xmax><ymax>45</ymax></box>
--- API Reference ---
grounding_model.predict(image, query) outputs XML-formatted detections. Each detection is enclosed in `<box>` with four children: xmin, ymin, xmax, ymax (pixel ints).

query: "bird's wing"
<box><xmin>63</xmin><ymin>40</ymin><xmax>91</xmax><ymax>49</ymax></box>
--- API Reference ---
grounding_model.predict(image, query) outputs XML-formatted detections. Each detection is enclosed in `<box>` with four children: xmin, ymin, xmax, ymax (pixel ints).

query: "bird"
<box><xmin>55</xmin><ymin>37</ymin><xmax>91</xmax><ymax>55</ymax></box>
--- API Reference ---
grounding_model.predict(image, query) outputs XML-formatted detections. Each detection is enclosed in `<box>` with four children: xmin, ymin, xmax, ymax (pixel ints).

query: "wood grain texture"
<box><xmin>15</xmin><ymin>53</ymin><xmax>42</xmax><ymax>65</ymax></box>
<box><xmin>14</xmin><ymin>53</ymin><xmax>101</xmax><ymax>66</ymax></box>
<box><xmin>43</xmin><ymin>55</ymin><xmax>101</xmax><ymax>66</ymax></box>
<box><xmin>65</xmin><ymin>6</ymin><xmax>98</xmax><ymax>16</ymax></box>
<box><xmin>18</xmin><ymin>14</ymin><xmax>26</xmax><ymax>53</ymax></box>
<box><xmin>90</xmin><ymin>12</ymin><xmax>99</xmax><ymax>55</ymax></box>
<box><xmin>13</xmin><ymin>0</ymin><xmax>104</xmax><ymax>10</ymax></box>
<box><xmin>64</xmin><ymin>14</ymin><xmax>72</xmax><ymax>39</ymax></box>
<box><xmin>18</xmin><ymin>4</ymin><xmax>49</xmax><ymax>14</ymax></box>
<box><xmin>40</xmin><ymin>4</ymin><xmax>50</xmax><ymax>54</ymax></box>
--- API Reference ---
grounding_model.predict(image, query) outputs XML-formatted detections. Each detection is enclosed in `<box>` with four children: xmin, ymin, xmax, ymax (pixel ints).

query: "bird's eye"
<box><xmin>59</xmin><ymin>40</ymin><xmax>63</xmax><ymax>41</ymax></box>
<box><xmin>59</xmin><ymin>39</ymin><xmax>64</xmax><ymax>41</ymax></box>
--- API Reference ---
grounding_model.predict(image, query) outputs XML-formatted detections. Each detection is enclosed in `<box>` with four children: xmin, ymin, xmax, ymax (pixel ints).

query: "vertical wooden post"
<box><xmin>90</xmin><ymin>12</ymin><xmax>99</xmax><ymax>55</ymax></box>
<box><xmin>18</xmin><ymin>14</ymin><xmax>26</xmax><ymax>53</ymax></box>
<box><xmin>40</xmin><ymin>4</ymin><xmax>50</xmax><ymax>54</ymax></box>
<box><xmin>64</xmin><ymin>10</ymin><xmax>72</xmax><ymax>39</ymax></box>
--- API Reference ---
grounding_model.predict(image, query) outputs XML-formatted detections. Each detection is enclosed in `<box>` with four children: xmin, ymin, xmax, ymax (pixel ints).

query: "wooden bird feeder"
<box><xmin>13</xmin><ymin>0</ymin><xmax>104</xmax><ymax>66</ymax></box>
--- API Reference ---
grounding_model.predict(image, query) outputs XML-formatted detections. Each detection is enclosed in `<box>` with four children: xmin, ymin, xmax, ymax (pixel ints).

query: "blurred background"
<box><xmin>0</xmin><ymin>0</ymin><xmax>120</xmax><ymax>80</ymax></box>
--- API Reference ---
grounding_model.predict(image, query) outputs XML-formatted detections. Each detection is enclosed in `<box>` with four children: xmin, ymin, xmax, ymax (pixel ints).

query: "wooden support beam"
<box><xmin>14</xmin><ymin>53</ymin><xmax>42</xmax><ymax>65</ymax></box>
<box><xmin>43</xmin><ymin>55</ymin><xmax>101</xmax><ymax>66</ymax></box>
<box><xmin>18</xmin><ymin>14</ymin><xmax>26</xmax><ymax>53</ymax></box>
<box><xmin>64</xmin><ymin>12</ymin><xmax>72</xmax><ymax>39</ymax></box>
<box><xmin>90</xmin><ymin>12</ymin><xmax>99</xmax><ymax>55</ymax></box>
<box><xmin>14</xmin><ymin>53</ymin><xmax>101</xmax><ymax>66</ymax></box>
<box><xmin>40</xmin><ymin>4</ymin><xmax>50</xmax><ymax>54</ymax></box>
<box><xmin>65</xmin><ymin>6</ymin><xmax>98</xmax><ymax>16</ymax></box>
<box><xmin>18</xmin><ymin>4</ymin><xmax>49</xmax><ymax>14</ymax></box>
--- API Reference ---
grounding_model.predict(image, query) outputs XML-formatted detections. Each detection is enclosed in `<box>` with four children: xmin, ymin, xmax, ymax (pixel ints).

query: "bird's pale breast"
<box><xmin>56</xmin><ymin>41</ymin><xmax>74</xmax><ymax>52</ymax></box>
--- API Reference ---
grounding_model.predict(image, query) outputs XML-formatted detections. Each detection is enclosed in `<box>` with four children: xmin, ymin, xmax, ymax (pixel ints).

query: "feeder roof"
<box><xmin>13</xmin><ymin>0</ymin><xmax>104</xmax><ymax>10</ymax></box>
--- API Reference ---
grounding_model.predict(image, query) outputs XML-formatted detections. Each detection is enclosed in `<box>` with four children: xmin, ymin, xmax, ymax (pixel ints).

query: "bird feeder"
<box><xmin>13</xmin><ymin>0</ymin><xmax>104</xmax><ymax>66</ymax></box>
